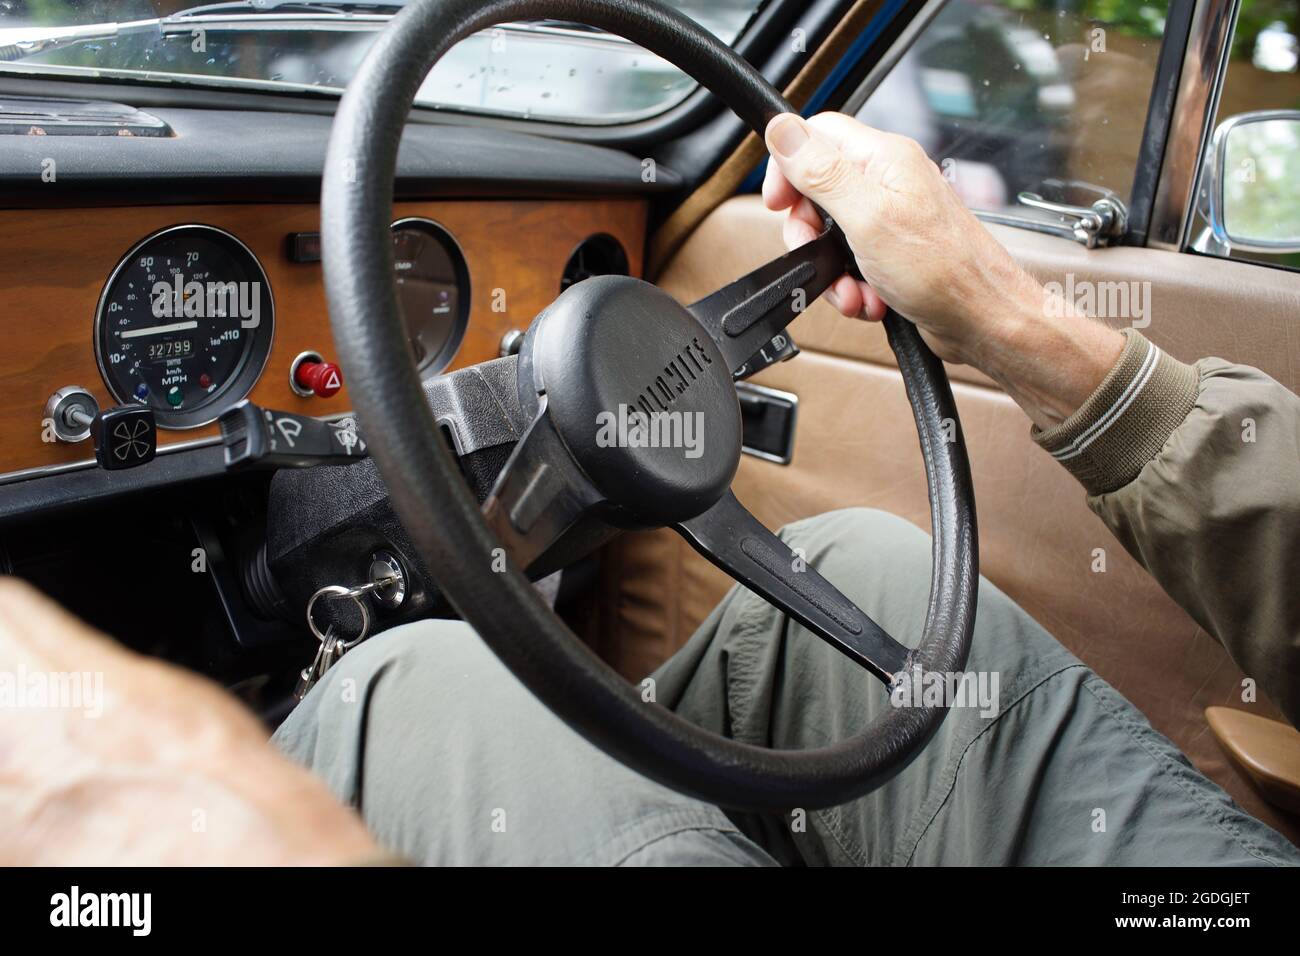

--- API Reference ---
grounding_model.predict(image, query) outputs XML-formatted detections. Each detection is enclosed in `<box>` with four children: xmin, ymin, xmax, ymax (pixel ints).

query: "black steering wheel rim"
<box><xmin>321</xmin><ymin>0</ymin><xmax>978</xmax><ymax>810</ymax></box>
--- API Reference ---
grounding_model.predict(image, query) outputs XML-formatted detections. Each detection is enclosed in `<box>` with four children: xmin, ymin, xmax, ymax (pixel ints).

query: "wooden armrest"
<box><xmin>1206</xmin><ymin>707</ymin><xmax>1300</xmax><ymax>816</ymax></box>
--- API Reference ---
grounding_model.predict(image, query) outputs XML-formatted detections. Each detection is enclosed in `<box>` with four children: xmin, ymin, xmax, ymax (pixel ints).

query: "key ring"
<box><xmin>306</xmin><ymin>584</ymin><xmax>371</xmax><ymax>650</ymax></box>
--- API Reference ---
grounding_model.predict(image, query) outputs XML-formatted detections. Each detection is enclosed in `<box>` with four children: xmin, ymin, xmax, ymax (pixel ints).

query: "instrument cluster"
<box><xmin>92</xmin><ymin>219</ymin><xmax>471</xmax><ymax>430</ymax></box>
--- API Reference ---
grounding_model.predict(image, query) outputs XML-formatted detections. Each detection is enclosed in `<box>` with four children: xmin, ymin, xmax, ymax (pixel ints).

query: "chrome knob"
<box><xmin>43</xmin><ymin>386</ymin><xmax>100</xmax><ymax>443</ymax></box>
<box><xmin>499</xmin><ymin>329</ymin><xmax>525</xmax><ymax>358</ymax></box>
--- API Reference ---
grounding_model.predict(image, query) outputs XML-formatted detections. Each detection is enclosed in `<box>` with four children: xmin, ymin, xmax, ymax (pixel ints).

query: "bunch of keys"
<box><xmin>293</xmin><ymin>580</ymin><xmax>386</xmax><ymax>702</ymax></box>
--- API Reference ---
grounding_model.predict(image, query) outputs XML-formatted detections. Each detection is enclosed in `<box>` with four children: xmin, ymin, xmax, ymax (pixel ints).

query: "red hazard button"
<box><xmin>294</xmin><ymin>358</ymin><xmax>344</xmax><ymax>398</ymax></box>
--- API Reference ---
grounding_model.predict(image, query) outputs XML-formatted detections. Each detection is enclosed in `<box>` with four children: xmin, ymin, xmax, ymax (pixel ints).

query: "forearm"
<box><xmin>958</xmin><ymin>267</ymin><xmax>1125</xmax><ymax>432</ymax></box>
<box><xmin>962</xmin><ymin>289</ymin><xmax>1300</xmax><ymax>723</ymax></box>
<box><xmin>764</xmin><ymin>110</ymin><xmax>1300</xmax><ymax>724</ymax></box>
<box><xmin>953</xmin><ymin>270</ymin><xmax>1300</xmax><ymax>722</ymax></box>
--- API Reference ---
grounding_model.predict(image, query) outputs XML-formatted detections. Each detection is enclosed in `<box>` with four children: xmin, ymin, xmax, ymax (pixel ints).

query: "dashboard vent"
<box><xmin>0</xmin><ymin>95</ymin><xmax>172</xmax><ymax>137</ymax></box>
<box><xmin>560</xmin><ymin>233</ymin><xmax>630</xmax><ymax>292</ymax></box>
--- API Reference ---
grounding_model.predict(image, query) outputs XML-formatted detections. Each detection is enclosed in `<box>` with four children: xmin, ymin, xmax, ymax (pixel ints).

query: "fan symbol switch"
<box><xmin>92</xmin><ymin>405</ymin><xmax>157</xmax><ymax>471</ymax></box>
<box><xmin>292</xmin><ymin>355</ymin><xmax>344</xmax><ymax>398</ymax></box>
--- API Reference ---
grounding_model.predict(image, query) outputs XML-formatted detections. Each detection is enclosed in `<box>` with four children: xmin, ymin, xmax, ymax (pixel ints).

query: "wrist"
<box><xmin>936</xmin><ymin>245</ymin><xmax>1043</xmax><ymax>368</ymax></box>
<box><xmin>969</xmin><ymin>272</ymin><xmax>1125</xmax><ymax>431</ymax></box>
<box><xmin>955</xmin><ymin>265</ymin><xmax>1041</xmax><ymax>366</ymax></box>
<box><xmin>1033</xmin><ymin>330</ymin><xmax>1200</xmax><ymax>495</ymax></box>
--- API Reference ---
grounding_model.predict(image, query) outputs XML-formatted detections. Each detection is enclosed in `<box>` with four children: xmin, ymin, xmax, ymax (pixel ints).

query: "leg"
<box><xmin>273</xmin><ymin>619</ymin><xmax>774</xmax><ymax>866</ymax></box>
<box><xmin>653</xmin><ymin>508</ymin><xmax>1300</xmax><ymax>866</ymax></box>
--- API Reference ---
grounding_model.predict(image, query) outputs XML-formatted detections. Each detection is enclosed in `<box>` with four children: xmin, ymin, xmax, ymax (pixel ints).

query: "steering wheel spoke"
<box><xmin>689</xmin><ymin>223</ymin><xmax>854</xmax><ymax>374</ymax></box>
<box><xmin>676</xmin><ymin>491</ymin><xmax>910</xmax><ymax>685</ymax></box>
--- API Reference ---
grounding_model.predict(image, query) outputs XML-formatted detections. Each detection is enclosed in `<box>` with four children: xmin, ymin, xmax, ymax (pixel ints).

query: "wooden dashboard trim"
<box><xmin>0</xmin><ymin>198</ymin><xmax>646</xmax><ymax>482</ymax></box>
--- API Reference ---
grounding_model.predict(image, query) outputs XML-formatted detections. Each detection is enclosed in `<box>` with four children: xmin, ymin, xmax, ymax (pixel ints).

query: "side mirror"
<box><xmin>1202</xmin><ymin>109</ymin><xmax>1300</xmax><ymax>253</ymax></box>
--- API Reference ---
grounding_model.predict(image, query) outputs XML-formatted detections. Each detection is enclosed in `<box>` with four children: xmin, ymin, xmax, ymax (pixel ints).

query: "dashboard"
<box><xmin>0</xmin><ymin>93</ymin><xmax>667</xmax><ymax>681</ymax></box>
<box><xmin>0</xmin><ymin>196</ymin><xmax>646</xmax><ymax>487</ymax></box>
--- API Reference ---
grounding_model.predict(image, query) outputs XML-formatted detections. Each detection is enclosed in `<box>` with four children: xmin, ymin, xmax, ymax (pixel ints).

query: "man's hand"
<box><xmin>762</xmin><ymin>112</ymin><xmax>1124</xmax><ymax>430</ymax></box>
<box><xmin>0</xmin><ymin>578</ymin><xmax>381</xmax><ymax>865</ymax></box>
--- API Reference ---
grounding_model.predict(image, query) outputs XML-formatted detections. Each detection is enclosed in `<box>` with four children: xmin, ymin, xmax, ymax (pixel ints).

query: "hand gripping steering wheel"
<box><xmin>322</xmin><ymin>0</ymin><xmax>978</xmax><ymax>810</ymax></box>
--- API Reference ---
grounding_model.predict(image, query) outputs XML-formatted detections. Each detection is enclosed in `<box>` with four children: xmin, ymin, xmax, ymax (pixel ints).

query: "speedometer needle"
<box><xmin>120</xmin><ymin>321</ymin><xmax>199</xmax><ymax>339</ymax></box>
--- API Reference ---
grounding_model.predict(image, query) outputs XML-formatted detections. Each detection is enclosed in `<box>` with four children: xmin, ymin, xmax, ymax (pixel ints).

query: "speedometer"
<box><xmin>95</xmin><ymin>224</ymin><xmax>274</xmax><ymax>429</ymax></box>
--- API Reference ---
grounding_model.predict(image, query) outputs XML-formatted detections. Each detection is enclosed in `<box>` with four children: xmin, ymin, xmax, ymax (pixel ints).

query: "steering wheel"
<box><xmin>321</xmin><ymin>0</ymin><xmax>977</xmax><ymax>810</ymax></box>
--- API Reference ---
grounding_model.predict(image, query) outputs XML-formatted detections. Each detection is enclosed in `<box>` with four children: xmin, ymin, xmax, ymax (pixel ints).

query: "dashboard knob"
<box><xmin>499</xmin><ymin>329</ymin><xmax>525</xmax><ymax>358</ymax></box>
<box><xmin>292</xmin><ymin>357</ymin><xmax>344</xmax><ymax>398</ymax></box>
<box><xmin>43</xmin><ymin>386</ymin><xmax>100</xmax><ymax>443</ymax></box>
<box><xmin>92</xmin><ymin>405</ymin><xmax>157</xmax><ymax>471</ymax></box>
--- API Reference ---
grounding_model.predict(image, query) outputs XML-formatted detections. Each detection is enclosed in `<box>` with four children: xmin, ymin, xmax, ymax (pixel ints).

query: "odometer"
<box><xmin>95</xmin><ymin>224</ymin><xmax>274</xmax><ymax>429</ymax></box>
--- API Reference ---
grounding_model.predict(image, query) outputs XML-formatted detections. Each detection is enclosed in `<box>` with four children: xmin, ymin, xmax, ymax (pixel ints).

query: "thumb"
<box><xmin>764</xmin><ymin>113</ymin><xmax>865</xmax><ymax>228</ymax></box>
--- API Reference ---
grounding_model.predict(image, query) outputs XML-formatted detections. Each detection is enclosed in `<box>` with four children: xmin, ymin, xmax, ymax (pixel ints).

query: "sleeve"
<box><xmin>1033</xmin><ymin>329</ymin><xmax>1300</xmax><ymax>727</ymax></box>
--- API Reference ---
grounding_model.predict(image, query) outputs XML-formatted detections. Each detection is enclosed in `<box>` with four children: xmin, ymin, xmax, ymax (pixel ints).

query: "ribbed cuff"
<box><xmin>1033</xmin><ymin>329</ymin><xmax>1199</xmax><ymax>496</ymax></box>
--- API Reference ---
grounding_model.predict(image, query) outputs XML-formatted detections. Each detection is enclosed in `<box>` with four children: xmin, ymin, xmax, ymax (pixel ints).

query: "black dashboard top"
<box><xmin>0</xmin><ymin>102</ymin><xmax>681</xmax><ymax>207</ymax></box>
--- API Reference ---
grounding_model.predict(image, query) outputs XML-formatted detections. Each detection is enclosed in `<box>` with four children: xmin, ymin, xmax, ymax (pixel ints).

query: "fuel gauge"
<box><xmin>390</xmin><ymin>217</ymin><xmax>470</xmax><ymax>375</ymax></box>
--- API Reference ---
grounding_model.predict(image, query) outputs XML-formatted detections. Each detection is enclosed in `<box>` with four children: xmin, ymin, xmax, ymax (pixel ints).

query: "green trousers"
<box><xmin>274</xmin><ymin>509</ymin><xmax>1300</xmax><ymax>865</ymax></box>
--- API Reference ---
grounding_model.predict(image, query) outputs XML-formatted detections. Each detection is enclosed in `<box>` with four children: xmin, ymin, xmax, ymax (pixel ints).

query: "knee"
<box><xmin>311</xmin><ymin>618</ymin><xmax>497</xmax><ymax>724</ymax></box>
<box><xmin>778</xmin><ymin>507</ymin><xmax>931</xmax><ymax>572</ymax></box>
<box><xmin>769</xmin><ymin>509</ymin><xmax>934</xmax><ymax>638</ymax></box>
<box><xmin>330</xmin><ymin>617</ymin><xmax>473</xmax><ymax>678</ymax></box>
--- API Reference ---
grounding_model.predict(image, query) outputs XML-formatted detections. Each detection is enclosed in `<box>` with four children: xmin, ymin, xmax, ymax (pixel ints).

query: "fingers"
<box><xmin>823</xmin><ymin>275</ymin><xmax>862</xmax><ymax>316</ymax></box>
<box><xmin>781</xmin><ymin>209</ymin><xmax>818</xmax><ymax>250</ymax></box>
<box><xmin>764</xmin><ymin>113</ymin><xmax>873</xmax><ymax>237</ymax></box>
<box><xmin>761</xmin><ymin>155</ymin><xmax>800</xmax><ymax>212</ymax></box>
<box><xmin>765</xmin><ymin>113</ymin><xmax>854</xmax><ymax>201</ymax></box>
<box><xmin>821</xmin><ymin>276</ymin><xmax>888</xmax><ymax>320</ymax></box>
<box><xmin>764</xmin><ymin>112</ymin><xmax>894</xmax><ymax>210</ymax></box>
<box><xmin>858</xmin><ymin>280</ymin><xmax>887</xmax><ymax>322</ymax></box>
<box><xmin>801</xmin><ymin>111</ymin><xmax>896</xmax><ymax>157</ymax></box>
<box><xmin>780</xmin><ymin>195</ymin><xmax>822</xmax><ymax>250</ymax></box>
<box><xmin>774</xmin><ymin>200</ymin><xmax>860</xmax><ymax>318</ymax></box>
<box><xmin>762</xmin><ymin>112</ymin><xmax>901</xmax><ymax>322</ymax></box>
<box><xmin>790</xmin><ymin>195</ymin><xmax>823</xmax><ymax>237</ymax></box>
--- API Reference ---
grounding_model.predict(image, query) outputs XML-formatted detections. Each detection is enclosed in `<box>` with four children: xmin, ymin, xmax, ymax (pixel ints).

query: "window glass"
<box><xmin>0</xmin><ymin>0</ymin><xmax>766</xmax><ymax>124</ymax></box>
<box><xmin>1190</xmin><ymin>1</ymin><xmax>1300</xmax><ymax>270</ymax></box>
<box><xmin>855</xmin><ymin>0</ymin><xmax>1169</xmax><ymax>230</ymax></box>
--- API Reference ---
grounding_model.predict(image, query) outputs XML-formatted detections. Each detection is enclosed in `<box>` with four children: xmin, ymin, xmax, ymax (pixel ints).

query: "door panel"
<box><xmin>593</xmin><ymin>195</ymin><xmax>1300</xmax><ymax>843</ymax></box>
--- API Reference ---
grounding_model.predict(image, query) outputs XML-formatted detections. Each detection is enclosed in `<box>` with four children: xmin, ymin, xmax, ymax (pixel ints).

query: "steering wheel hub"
<box><xmin>519</xmin><ymin>275</ymin><xmax>741</xmax><ymax>526</ymax></box>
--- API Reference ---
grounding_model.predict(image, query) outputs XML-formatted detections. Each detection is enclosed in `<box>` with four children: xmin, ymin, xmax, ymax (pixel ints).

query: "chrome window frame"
<box><xmin>840</xmin><ymin>0</ymin><xmax>947</xmax><ymax>113</ymax></box>
<box><xmin>841</xmin><ymin>0</ymin><xmax>1241</xmax><ymax>252</ymax></box>
<box><xmin>1148</xmin><ymin>0</ymin><xmax>1240</xmax><ymax>251</ymax></box>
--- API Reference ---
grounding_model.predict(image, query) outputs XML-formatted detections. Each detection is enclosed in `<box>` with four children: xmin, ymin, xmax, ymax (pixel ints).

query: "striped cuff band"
<box><xmin>1033</xmin><ymin>329</ymin><xmax>1199</xmax><ymax>496</ymax></box>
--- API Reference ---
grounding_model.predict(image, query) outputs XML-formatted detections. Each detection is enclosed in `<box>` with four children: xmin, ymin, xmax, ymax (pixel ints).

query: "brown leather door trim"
<box><xmin>599</xmin><ymin>195</ymin><xmax>1300</xmax><ymax>844</ymax></box>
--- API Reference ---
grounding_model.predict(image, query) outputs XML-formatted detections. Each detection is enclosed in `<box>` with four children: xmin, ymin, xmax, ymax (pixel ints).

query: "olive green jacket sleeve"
<box><xmin>1033</xmin><ymin>330</ymin><xmax>1300</xmax><ymax>727</ymax></box>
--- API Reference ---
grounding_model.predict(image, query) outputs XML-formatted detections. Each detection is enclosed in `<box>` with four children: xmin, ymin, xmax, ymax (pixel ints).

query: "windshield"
<box><xmin>0</xmin><ymin>0</ymin><xmax>767</xmax><ymax>124</ymax></box>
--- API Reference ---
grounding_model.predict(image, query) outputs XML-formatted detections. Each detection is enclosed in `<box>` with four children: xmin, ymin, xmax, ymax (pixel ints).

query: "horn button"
<box><xmin>518</xmin><ymin>276</ymin><xmax>741</xmax><ymax>526</ymax></box>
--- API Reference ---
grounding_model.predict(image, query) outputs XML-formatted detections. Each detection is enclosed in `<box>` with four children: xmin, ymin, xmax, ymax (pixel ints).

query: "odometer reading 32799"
<box><xmin>95</xmin><ymin>224</ymin><xmax>275</xmax><ymax>429</ymax></box>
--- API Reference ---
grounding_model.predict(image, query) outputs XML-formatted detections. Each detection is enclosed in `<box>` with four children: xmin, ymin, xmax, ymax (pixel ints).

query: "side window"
<box><xmin>852</xmin><ymin>0</ymin><xmax>1169</xmax><ymax>233</ymax></box>
<box><xmin>1190</xmin><ymin>2</ymin><xmax>1300</xmax><ymax>271</ymax></box>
